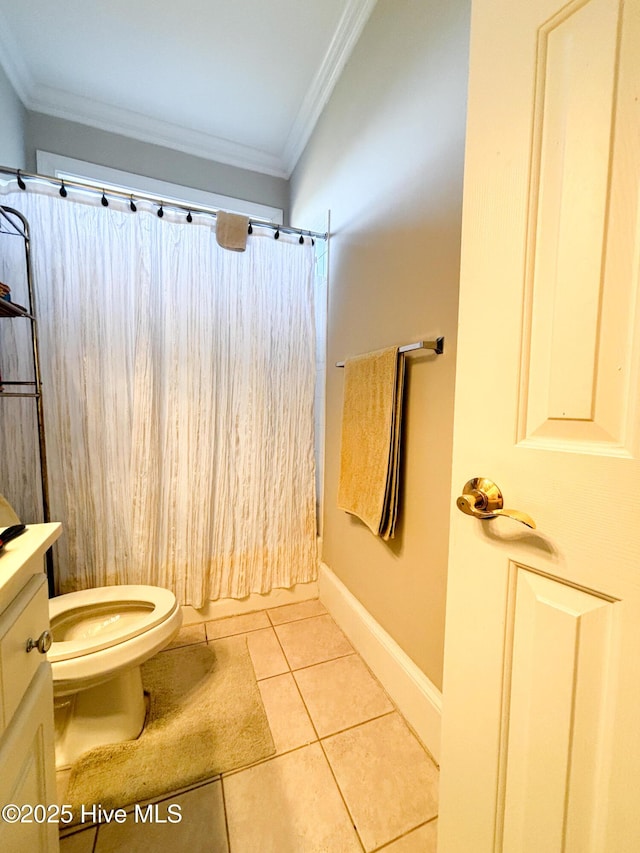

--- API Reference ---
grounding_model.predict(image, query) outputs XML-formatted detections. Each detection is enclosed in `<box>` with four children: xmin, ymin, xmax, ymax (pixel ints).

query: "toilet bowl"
<box><xmin>48</xmin><ymin>584</ymin><xmax>182</xmax><ymax>768</ymax></box>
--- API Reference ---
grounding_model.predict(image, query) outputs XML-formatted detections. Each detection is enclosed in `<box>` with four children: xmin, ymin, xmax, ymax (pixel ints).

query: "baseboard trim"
<box><xmin>319</xmin><ymin>562</ymin><xmax>442</xmax><ymax>764</ymax></box>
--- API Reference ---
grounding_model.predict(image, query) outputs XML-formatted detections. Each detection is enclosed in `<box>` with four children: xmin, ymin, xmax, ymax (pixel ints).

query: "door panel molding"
<box><xmin>517</xmin><ymin>0</ymin><xmax>640</xmax><ymax>456</ymax></box>
<box><xmin>495</xmin><ymin>562</ymin><xmax>618</xmax><ymax>852</ymax></box>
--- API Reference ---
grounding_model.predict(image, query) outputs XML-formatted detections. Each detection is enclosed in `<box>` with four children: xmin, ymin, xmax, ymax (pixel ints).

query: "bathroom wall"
<box><xmin>24</xmin><ymin>113</ymin><xmax>290</xmax><ymax>221</ymax></box>
<box><xmin>290</xmin><ymin>0</ymin><xmax>471</xmax><ymax>689</ymax></box>
<box><xmin>0</xmin><ymin>63</ymin><xmax>26</xmax><ymax>169</ymax></box>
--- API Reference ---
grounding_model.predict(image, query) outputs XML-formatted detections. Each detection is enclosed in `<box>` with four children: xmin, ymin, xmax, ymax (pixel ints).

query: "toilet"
<box><xmin>48</xmin><ymin>585</ymin><xmax>182</xmax><ymax>768</ymax></box>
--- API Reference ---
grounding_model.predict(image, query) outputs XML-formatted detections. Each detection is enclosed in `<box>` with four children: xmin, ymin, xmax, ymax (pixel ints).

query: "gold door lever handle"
<box><xmin>456</xmin><ymin>478</ymin><xmax>536</xmax><ymax>529</ymax></box>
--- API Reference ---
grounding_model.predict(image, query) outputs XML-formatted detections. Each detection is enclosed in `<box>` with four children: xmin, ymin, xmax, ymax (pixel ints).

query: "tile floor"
<box><xmin>58</xmin><ymin>599</ymin><xmax>439</xmax><ymax>852</ymax></box>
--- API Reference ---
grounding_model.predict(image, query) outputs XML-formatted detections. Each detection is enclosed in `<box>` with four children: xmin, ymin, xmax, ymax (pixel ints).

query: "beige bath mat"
<box><xmin>65</xmin><ymin>636</ymin><xmax>275</xmax><ymax>814</ymax></box>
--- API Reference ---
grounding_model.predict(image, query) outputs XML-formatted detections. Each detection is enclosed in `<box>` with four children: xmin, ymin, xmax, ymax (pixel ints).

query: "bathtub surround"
<box><xmin>0</xmin><ymin>184</ymin><xmax>318</xmax><ymax>605</ymax></box>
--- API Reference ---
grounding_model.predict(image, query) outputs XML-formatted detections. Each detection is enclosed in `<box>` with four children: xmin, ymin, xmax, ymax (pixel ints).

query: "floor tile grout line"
<box><xmin>59</xmin><ymin>773</ymin><xmax>227</xmax><ymax>837</ymax></box>
<box><xmin>269</xmin><ymin>617</ymin><xmax>437</xmax><ymax>851</ymax></box>
<box><xmin>149</xmin><ymin>775</ymin><xmax>223</xmax><ymax>805</ymax></box>
<box><xmin>219</xmin><ymin>627</ymin><xmax>314</xmax><ymax>779</ymax></box>
<box><xmin>256</xmin><ymin>669</ymin><xmax>298</xmax><ymax>685</ymax></box>
<box><xmin>180</xmin><ymin>601</ymin><xmax>329</xmax><ymax>640</ymax></box>
<box><xmin>219</xmin><ymin>771</ymin><xmax>232</xmax><ymax>853</ymax></box>
<box><xmin>254</xmin><ymin>649</ymin><xmax>366</xmax><ymax>685</ymax></box>
<box><xmin>218</xmin><ymin>706</ymin><xmax>402</xmax><ymax>780</ymax></box>
<box><xmin>270</xmin><ymin>611</ymin><xmax>359</xmax><ymax>673</ymax></box>
<box><xmin>247</xmin><ymin>617</ymin><xmax>412</xmax><ymax>752</ymax></box>
<box><xmin>66</xmin><ymin>605</ymin><xmax>437</xmax><ymax>850</ymax></box>
<box><xmin>271</xmin><ymin>617</ymin><xmax>296</xmax><ymax>673</ymax></box>
<box><xmin>316</xmin><ymin>714</ymin><xmax>438</xmax><ymax>853</ymax></box>
<box><xmin>316</xmin><ymin>708</ymin><xmax>397</xmax><ymax>744</ymax></box>
<box><xmin>217</xmin><ymin>739</ymin><xmax>369</xmax><ymax>852</ymax></box>
<box><xmin>234</xmin><ymin>622</ymin><xmax>367</xmax><ymax>850</ymax></box>
<box><xmin>169</xmin><ymin>624</ymin><xmax>436</xmax><ymax>770</ymax></box>
<box><xmin>169</xmin><ymin>636</ymin><xmax>359</xmax><ymax>680</ymax></box>
<box><xmin>289</xmin><ymin>651</ymin><xmax>408</xmax><ymax>748</ymax></box>
<box><xmin>204</xmin><ymin>624</ymin><xmax>289</xmax><ymax>682</ymax></box>
<box><xmin>220</xmin><ymin>738</ymin><xmax>315</xmax><ymax>779</ymax></box>
<box><xmin>57</xmin><ymin>823</ymin><xmax>88</xmax><ymax>841</ymax></box>
<box><xmin>266</xmin><ymin>608</ymin><xmax>329</xmax><ymax>628</ymax></box>
<box><xmin>370</xmin><ymin>815</ymin><xmax>439</xmax><ymax>852</ymax></box>
<box><xmin>250</xmin><ymin>624</ymin><xmax>293</xmax><ymax>680</ymax></box>
<box><xmin>256</xmin><ymin>648</ymin><xmax>357</xmax><ymax>680</ymax></box>
<box><xmin>161</xmin><ymin>640</ymin><xmax>207</xmax><ymax>653</ymax></box>
<box><xmin>205</xmin><ymin>624</ymin><xmax>271</xmax><ymax>643</ymax></box>
<box><xmin>286</xmin><ymin>649</ymin><xmax>358</xmax><ymax>675</ymax></box>
<box><xmin>306</xmin><ymin>629</ymin><xmax>439</xmax><ymax>772</ymax></box>
<box><xmin>204</xmin><ymin>610</ymin><xmax>357</xmax><ymax>677</ymax></box>
<box><xmin>317</xmin><ymin>735</ymin><xmax>368</xmax><ymax>853</ymax></box>
<box><xmin>350</xmin><ymin>661</ymin><xmax>440</xmax><ymax>771</ymax></box>
<box><xmin>285</xmin><ymin>648</ymin><xmax>368</xmax><ymax>853</ymax></box>
<box><xmin>59</xmin><ymin>819</ymin><xmax>96</xmax><ymax>840</ymax></box>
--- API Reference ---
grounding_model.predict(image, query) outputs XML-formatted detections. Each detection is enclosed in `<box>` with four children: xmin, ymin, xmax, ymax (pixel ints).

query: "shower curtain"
<box><xmin>0</xmin><ymin>187</ymin><xmax>318</xmax><ymax>606</ymax></box>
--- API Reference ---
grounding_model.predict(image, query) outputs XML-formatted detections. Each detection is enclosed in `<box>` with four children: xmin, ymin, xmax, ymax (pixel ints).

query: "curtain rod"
<box><xmin>0</xmin><ymin>166</ymin><xmax>328</xmax><ymax>241</ymax></box>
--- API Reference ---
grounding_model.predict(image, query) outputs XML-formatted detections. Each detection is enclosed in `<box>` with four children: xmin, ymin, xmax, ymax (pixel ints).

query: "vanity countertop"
<box><xmin>0</xmin><ymin>523</ymin><xmax>62</xmax><ymax>612</ymax></box>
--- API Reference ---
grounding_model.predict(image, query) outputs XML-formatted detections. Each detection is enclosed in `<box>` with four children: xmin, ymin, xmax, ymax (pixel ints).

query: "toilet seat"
<box><xmin>48</xmin><ymin>583</ymin><xmax>182</xmax><ymax>764</ymax></box>
<box><xmin>48</xmin><ymin>585</ymin><xmax>178</xmax><ymax>662</ymax></box>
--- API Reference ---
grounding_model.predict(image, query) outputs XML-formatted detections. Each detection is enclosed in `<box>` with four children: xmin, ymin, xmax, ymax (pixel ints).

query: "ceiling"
<box><xmin>0</xmin><ymin>0</ymin><xmax>378</xmax><ymax>178</ymax></box>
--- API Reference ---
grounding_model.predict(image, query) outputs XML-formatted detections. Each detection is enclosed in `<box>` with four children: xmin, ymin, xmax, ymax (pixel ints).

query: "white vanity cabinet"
<box><xmin>0</xmin><ymin>523</ymin><xmax>61</xmax><ymax>853</ymax></box>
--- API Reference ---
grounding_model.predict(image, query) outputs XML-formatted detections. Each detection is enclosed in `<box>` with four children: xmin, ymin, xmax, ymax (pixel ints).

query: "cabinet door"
<box><xmin>0</xmin><ymin>664</ymin><xmax>58</xmax><ymax>852</ymax></box>
<box><xmin>0</xmin><ymin>573</ymin><xmax>49</xmax><ymax>733</ymax></box>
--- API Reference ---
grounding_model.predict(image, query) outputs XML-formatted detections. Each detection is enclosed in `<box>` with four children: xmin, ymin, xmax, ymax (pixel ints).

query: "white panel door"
<box><xmin>438</xmin><ymin>0</ymin><xmax>640</xmax><ymax>851</ymax></box>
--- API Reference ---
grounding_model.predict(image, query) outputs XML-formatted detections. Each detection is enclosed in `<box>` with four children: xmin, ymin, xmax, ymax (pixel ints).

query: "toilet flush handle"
<box><xmin>26</xmin><ymin>630</ymin><xmax>52</xmax><ymax>654</ymax></box>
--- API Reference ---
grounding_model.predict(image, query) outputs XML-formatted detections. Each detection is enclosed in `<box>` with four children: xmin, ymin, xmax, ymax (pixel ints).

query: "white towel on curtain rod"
<box><xmin>0</xmin><ymin>187</ymin><xmax>318</xmax><ymax>606</ymax></box>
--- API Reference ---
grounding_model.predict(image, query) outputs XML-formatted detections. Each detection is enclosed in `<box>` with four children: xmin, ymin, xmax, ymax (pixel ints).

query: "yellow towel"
<box><xmin>215</xmin><ymin>211</ymin><xmax>249</xmax><ymax>252</ymax></box>
<box><xmin>337</xmin><ymin>346</ymin><xmax>405</xmax><ymax>539</ymax></box>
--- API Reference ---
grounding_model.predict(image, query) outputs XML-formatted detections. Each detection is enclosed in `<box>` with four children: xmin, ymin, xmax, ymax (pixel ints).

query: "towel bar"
<box><xmin>335</xmin><ymin>337</ymin><xmax>444</xmax><ymax>367</ymax></box>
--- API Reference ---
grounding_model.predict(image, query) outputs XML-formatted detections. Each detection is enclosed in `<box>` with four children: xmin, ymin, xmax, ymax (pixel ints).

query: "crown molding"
<box><xmin>26</xmin><ymin>85</ymin><xmax>289</xmax><ymax>178</ymax></box>
<box><xmin>282</xmin><ymin>0</ymin><xmax>378</xmax><ymax>176</ymax></box>
<box><xmin>0</xmin><ymin>0</ymin><xmax>378</xmax><ymax>180</ymax></box>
